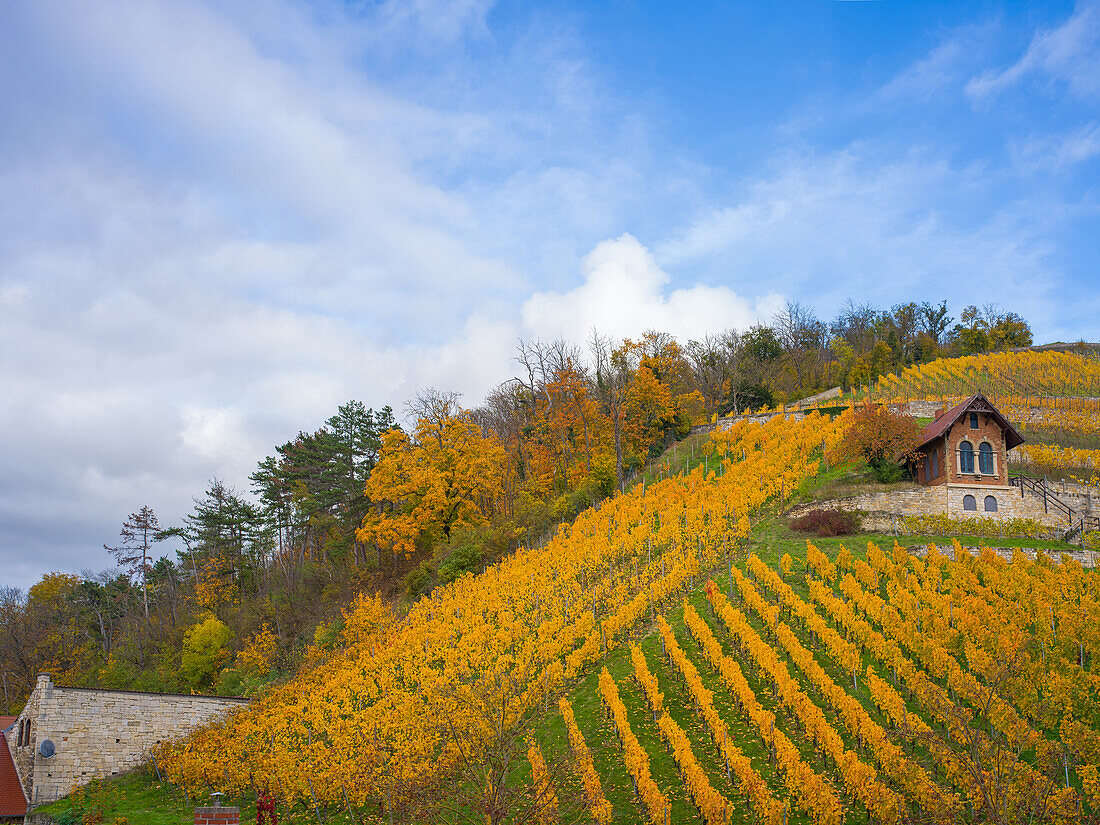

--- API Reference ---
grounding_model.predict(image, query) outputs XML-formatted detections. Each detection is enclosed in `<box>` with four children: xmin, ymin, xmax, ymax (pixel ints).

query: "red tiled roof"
<box><xmin>0</xmin><ymin>731</ymin><xmax>28</xmax><ymax>817</ymax></box>
<box><xmin>915</xmin><ymin>393</ymin><xmax>1025</xmax><ymax>451</ymax></box>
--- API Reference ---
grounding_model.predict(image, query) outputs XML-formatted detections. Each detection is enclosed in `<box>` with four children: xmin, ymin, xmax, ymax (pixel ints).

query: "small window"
<box><xmin>979</xmin><ymin>442</ymin><xmax>994</xmax><ymax>475</ymax></box>
<box><xmin>970</xmin><ymin>412</ymin><xmax>979</xmax><ymax>429</ymax></box>
<box><xmin>963</xmin><ymin>494</ymin><xmax>976</xmax><ymax>511</ymax></box>
<box><xmin>984</xmin><ymin>495</ymin><xmax>998</xmax><ymax>512</ymax></box>
<box><xmin>960</xmin><ymin>441</ymin><xmax>975</xmax><ymax>474</ymax></box>
<box><xmin>931</xmin><ymin>447</ymin><xmax>939</xmax><ymax>478</ymax></box>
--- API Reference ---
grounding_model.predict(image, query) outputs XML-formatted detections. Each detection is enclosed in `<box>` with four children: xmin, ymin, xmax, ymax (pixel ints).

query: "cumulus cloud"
<box><xmin>521</xmin><ymin>234</ymin><xmax>781</xmax><ymax>344</ymax></box>
<box><xmin>0</xmin><ymin>0</ymin><xmax>601</xmax><ymax>587</ymax></box>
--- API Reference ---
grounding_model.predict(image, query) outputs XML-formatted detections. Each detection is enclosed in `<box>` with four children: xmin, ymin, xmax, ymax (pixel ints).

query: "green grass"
<box><xmin>36</xmin><ymin>769</ymin><xmax>194</xmax><ymax>825</ymax></box>
<box><xmin>624</xmin><ymin>431</ymin><xmax>717</xmax><ymax>491</ymax></box>
<box><xmin>33</xmin><ymin>766</ymin><xmax>351</xmax><ymax>825</ymax></box>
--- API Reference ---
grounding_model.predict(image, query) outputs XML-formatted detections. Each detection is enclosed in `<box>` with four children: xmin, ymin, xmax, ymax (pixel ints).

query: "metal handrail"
<box><xmin>1065</xmin><ymin>515</ymin><xmax>1100</xmax><ymax>542</ymax></box>
<box><xmin>1009</xmin><ymin>474</ymin><xmax>1076</xmax><ymax>519</ymax></box>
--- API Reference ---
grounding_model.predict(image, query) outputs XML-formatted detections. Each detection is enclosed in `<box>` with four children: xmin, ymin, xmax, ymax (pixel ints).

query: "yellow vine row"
<box><xmin>722</xmin><ymin>567</ymin><xmax>904</xmax><ymax>823</ymax></box>
<box><xmin>527</xmin><ymin>739</ymin><xmax>560</xmax><ymax>824</ymax></box>
<box><xmin>651</xmin><ymin>620</ymin><xmax>783</xmax><ymax>825</ymax></box>
<box><xmin>630</xmin><ymin>641</ymin><xmax>730</xmax><ymax>825</ymax></box>
<box><xmin>698</xmin><ymin>583</ymin><xmax>844</xmax><ymax>825</ymax></box>
<box><xmin>557</xmin><ymin>697</ymin><xmax>612</xmax><ymax>825</ymax></box>
<box><xmin>740</xmin><ymin>555</ymin><xmax>960</xmax><ymax>820</ymax></box>
<box><xmin>598</xmin><ymin>667</ymin><xmax>671</xmax><ymax>825</ymax></box>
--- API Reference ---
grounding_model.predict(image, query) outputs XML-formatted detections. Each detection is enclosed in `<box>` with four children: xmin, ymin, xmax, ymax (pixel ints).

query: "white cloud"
<box><xmin>654</xmin><ymin>147</ymin><xmax>1063</xmax><ymax>325</ymax></box>
<box><xmin>1014</xmin><ymin>122</ymin><xmax>1100</xmax><ymax>170</ymax></box>
<box><xmin>878</xmin><ymin>39</ymin><xmax>969</xmax><ymax>103</ymax></box>
<box><xmin>521</xmin><ymin>234</ymin><xmax>780</xmax><ymax>343</ymax></box>
<box><xmin>1</xmin><ymin>0</ymin><xmax>1097</xmax><ymax>591</ymax></box>
<box><xmin>967</xmin><ymin>2</ymin><xmax>1100</xmax><ymax>100</ymax></box>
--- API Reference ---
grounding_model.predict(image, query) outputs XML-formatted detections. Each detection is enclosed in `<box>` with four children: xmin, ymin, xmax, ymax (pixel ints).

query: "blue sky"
<box><xmin>1</xmin><ymin>0</ymin><xmax>1099</xmax><ymax>587</ymax></box>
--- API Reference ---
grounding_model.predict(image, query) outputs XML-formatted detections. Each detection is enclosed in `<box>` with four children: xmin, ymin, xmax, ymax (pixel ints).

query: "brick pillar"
<box><xmin>195</xmin><ymin>807</ymin><xmax>240</xmax><ymax>825</ymax></box>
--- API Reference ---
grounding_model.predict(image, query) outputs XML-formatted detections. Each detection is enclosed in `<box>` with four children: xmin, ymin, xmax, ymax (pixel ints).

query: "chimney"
<box><xmin>934</xmin><ymin>408</ymin><xmax>944</xmax><ymax>420</ymax></box>
<box><xmin>195</xmin><ymin>807</ymin><xmax>239</xmax><ymax>825</ymax></box>
<box><xmin>196</xmin><ymin>793</ymin><xmax>239</xmax><ymax>825</ymax></box>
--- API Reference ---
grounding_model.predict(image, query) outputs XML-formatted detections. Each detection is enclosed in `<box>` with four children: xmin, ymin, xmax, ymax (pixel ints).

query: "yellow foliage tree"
<box><xmin>359</xmin><ymin>412</ymin><xmax>506</xmax><ymax>561</ymax></box>
<box><xmin>236</xmin><ymin>625</ymin><xmax>278</xmax><ymax>677</ymax></box>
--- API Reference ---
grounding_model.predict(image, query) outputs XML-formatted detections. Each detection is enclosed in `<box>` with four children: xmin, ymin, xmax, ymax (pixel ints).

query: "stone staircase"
<box><xmin>1009</xmin><ymin>474</ymin><xmax>1100</xmax><ymax>542</ymax></box>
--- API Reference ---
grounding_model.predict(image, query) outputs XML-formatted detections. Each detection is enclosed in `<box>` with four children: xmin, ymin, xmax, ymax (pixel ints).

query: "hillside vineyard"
<box><xmin>159</xmin><ymin>412</ymin><xmax>848</xmax><ymax>814</ymax></box>
<box><xmin>158</xmin><ymin>405</ymin><xmax>1100</xmax><ymax>823</ymax></box>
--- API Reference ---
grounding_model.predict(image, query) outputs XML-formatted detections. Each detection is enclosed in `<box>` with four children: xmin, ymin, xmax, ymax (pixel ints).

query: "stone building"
<box><xmin>908</xmin><ymin>393</ymin><xmax>1025</xmax><ymax>518</ymax></box>
<box><xmin>5</xmin><ymin>674</ymin><xmax>247</xmax><ymax>807</ymax></box>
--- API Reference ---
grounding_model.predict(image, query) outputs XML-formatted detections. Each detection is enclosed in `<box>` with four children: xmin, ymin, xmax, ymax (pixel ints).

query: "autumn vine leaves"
<box><xmin>159</xmin><ymin>410</ymin><xmax>848</xmax><ymax>817</ymax></box>
<box><xmin>158</xmin><ymin>398</ymin><xmax>1100</xmax><ymax>823</ymax></box>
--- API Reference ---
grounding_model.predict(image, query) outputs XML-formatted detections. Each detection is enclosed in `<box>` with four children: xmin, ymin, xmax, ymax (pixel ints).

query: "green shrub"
<box><xmin>587</xmin><ymin>461</ymin><xmax>617</xmax><ymax>499</ymax></box>
<box><xmin>405</xmin><ymin>561</ymin><xmax>435</xmax><ymax>599</ymax></box>
<box><xmin>438</xmin><ymin>542</ymin><xmax>482</xmax><ymax>584</ymax></box>
<box><xmin>180</xmin><ymin>614</ymin><xmax>232</xmax><ymax>687</ymax></box>
<box><xmin>869</xmin><ymin>456</ymin><xmax>905</xmax><ymax>483</ymax></box>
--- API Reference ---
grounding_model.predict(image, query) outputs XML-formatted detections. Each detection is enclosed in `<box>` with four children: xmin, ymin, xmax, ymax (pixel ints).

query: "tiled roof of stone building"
<box><xmin>0</xmin><ymin>729</ymin><xmax>28</xmax><ymax>817</ymax></box>
<box><xmin>915</xmin><ymin>393</ymin><xmax>1025</xmax><ymax>451</ymax></box>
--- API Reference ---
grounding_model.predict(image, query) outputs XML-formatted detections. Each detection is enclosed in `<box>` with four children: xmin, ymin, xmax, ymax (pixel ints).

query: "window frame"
<box><xmin>959</xmin><ymin>440</ymin><xmax>975</xmax><ymax>474</ymax></box>
<box><xmin>979</xmin><ymin>442</ymin><xmax>994</xmax><ymax>475</ymax></box>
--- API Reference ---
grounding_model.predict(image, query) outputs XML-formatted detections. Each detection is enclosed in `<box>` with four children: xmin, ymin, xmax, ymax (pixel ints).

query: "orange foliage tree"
<box><xmin>833</xmin><ymin>402</ymin><xmax>922</xmax><ymax>481</ymax></box>
<box><xmin>359</xmin><ymin>411</ymin><xmax>506</xmax><ymax>561</ymax></box>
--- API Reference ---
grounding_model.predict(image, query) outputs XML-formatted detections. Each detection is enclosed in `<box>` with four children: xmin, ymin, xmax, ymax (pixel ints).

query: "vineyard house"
<box><xmin>908</xmin><ymin>393</ymin><xmax>1025</xmax><ymax>516</ymax></box>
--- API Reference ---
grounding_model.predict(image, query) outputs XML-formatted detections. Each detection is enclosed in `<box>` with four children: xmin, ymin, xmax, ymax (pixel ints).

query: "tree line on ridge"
<box><xmin>0</xmin><ymin>298</ymin><xmax>1032</xmax><ymax>710</ymax></box>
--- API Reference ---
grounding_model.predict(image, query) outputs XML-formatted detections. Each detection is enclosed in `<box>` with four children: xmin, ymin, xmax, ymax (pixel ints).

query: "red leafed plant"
<box><xmin>257</xmin><ymin>792</ymin><xmax>277</xmax><ymax>825</ymax></box>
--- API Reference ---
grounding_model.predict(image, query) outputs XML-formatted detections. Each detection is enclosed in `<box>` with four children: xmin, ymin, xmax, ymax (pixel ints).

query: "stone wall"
<box><xmin>796</xmin><ymin>386</ymin><xmax>842</xmax><ymax>407</ymax></box>
<box><xmin>908</xmin><ymin>544</ymin><xmax>1098</xmax><ymax>567</ymax></box>
<box><xmin>790</xmin><ymin>483</ymin><xmax>1071</xmax><ymax>536</ymax></box>
<box><xmin>715</xmin><ymin>411</ymin><xmax>806</xmax><ymax>431</ymax></box>
<box><xmin>9</xmin><ymin>675</ymin><xmax>247</xmax><ymax>806</ymax></box>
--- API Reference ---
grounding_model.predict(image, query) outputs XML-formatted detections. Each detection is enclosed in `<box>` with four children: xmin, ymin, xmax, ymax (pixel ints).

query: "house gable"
<box><xmin>911</xmin><ymin>394</ymin><xmax>1023</xmax><ymax>492</ymax></box>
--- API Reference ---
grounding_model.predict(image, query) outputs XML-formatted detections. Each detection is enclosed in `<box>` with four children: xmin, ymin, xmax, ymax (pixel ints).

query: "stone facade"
<box><xmin>907</xmin><ymin>544</ymin><xmax>1097</xmax><ymax>567</ymax></box>
<box><xmin>8</xmin><ymin>675</ymin><xmax>247</xmax><ymax>806</ymax></box>
<box><xmin>913</xmin><ymin>405</ymin><xmax>1011</xmax><ymax>490</ymax></box>
<box><xmin>791</xmin><ymin>482</ymin><xmax>1072</xmax><ymax>536</ymax></box>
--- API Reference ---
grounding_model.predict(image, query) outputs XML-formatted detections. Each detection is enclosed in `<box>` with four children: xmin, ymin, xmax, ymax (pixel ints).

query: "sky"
<box><xmin>2</xmin><ymin>0</ymin><xmax>1099</xmax><ymax>588</ymax></box>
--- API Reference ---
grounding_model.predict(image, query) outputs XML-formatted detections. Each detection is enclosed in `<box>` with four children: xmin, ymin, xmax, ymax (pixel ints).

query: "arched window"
<box><xmin>16</xmin><ymin>720</ymin><xmax>23</xmax><ymax>747</ymax></box>
<box><xmin>963</xmin><ymin>494</ymin><xmax>976</xmax><ymax>511</ymax></box>
<box><xmin>960</xmin><ymin>441</ymin><xmax>975</xmax><ymax>474</ymax></box>
<box><xmin>979</xmin><ymin>442</ymin><xmax>994</xmax><ymax>475</ymax></box>
<box><xmin>984</xmin><ymin>495</ymin><xmax>998</xmax><ymax>512</ymax></box>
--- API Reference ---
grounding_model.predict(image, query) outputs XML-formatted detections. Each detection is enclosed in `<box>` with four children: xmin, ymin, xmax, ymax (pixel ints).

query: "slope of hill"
<box><xmin>41</xmin><ymin>372</ymin><xmax>1100</xmax><ymax>824</ymax></box>
<box><xmin>156</xmin><ymin>412</ymin><xmax>849</xmax><ymax>817</ymax></box>
<box><xmin>877</xmin><ymin>349</ymin><xmax>1100</xmax><ymax>401</ymax></box>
